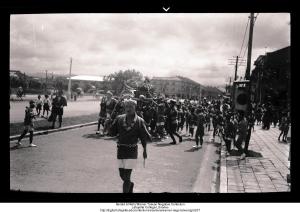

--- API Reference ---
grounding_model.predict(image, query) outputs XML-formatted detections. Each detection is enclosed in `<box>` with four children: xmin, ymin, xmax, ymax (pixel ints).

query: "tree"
<box><xmin>71</xmin><ymin>83</ymin><xmax>80</xmax><ymax>92</ymax></box>
<box><xmin>104</xmin><ymin>69</ymin><xmax>143</xmax><ymax>95</ymax></box>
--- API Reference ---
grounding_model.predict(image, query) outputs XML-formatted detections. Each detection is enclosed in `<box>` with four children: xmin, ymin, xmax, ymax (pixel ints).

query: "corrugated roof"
<box><xmin>67</xmin><ymin>75</ymin><xmax>104</xmax><ymax>81</ymax></box>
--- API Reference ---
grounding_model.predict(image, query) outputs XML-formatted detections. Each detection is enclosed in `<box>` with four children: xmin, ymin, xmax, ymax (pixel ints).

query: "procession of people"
<box><xmin>96</xmin><ymin>89</ymin><xmax>291</xmax><ymax>161</ymax></box>
<box><xmin>14</xmin><ymin>87</ymin><xmax>291</xmax><ymax>193</ymax></box>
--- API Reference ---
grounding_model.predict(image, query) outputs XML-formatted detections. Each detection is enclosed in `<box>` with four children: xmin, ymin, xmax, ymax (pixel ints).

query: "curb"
<box><xmin>211</xmin><ymin>136</ymin><xmax>222</xmax><ymax>193</ymax></box>
<box><xmin>219</xmin><ymin>140</ymin><xmax>228</xmax><ymax>193</ymax></box>
<box><xmin>10</xmin><ymin>121</ymin><xmax>98</xmax><ymax>142</ymax></box>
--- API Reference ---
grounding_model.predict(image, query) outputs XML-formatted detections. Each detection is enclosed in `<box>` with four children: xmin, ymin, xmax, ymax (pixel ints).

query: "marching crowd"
<box><xmin>96</xmin><ymin>91</ymin><xmax>291</xmax><ymax>160</ymax></box>
<box><xmin>13</xmin><ymin>89</ymin><xmax>291</xmax><ymax>193</ymax></box>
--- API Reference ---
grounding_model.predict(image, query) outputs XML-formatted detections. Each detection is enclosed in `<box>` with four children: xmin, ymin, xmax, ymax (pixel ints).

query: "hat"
<box><xmin>106</xmin><ymin>91</ymin><xmax>113</xmax><ymax>96</ymax></box>
<box><xmin>124</xmin><ymin>99</ymin><xmax>137</xmax><ymax>107</ymax></box>
<box><xmin>139</xmin><ymin>95</ymin><xmax>145</xmax><ymax>99</ymax></box>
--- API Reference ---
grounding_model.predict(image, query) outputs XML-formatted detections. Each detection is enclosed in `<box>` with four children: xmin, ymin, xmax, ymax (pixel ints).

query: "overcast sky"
<box><xmin>10</xmin><ymin>13</ymin><xmax>290</xmax><ymax>86</ymax></box>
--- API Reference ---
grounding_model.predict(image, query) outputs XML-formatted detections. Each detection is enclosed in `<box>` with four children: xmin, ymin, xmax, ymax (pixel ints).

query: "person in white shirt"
<box><xmin>42</xmin><ymin>94</ymin><xmax>51</xmax><ymax>118</ymax></box>
<box><xmin>36</xmin><ymin>95</ymin><xmax>43</xmax><ymax>116</ymax></box>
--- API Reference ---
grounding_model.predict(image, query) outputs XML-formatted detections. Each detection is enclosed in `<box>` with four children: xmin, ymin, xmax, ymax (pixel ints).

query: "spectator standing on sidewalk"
<box><xmin>262</xmin><ymin>103</ymin><xmax>272</xmax><ymax>130</ymax></box>
<box><xmin>42</xmin><ymin>94</ymin><xmax>51</xmax><ymax>118</ymax></box>
<box><xmin>51</xmin><ymin>90</ymin><xmax>67</xmax><ymax>129</ymax></box>
<box><xmin>96</xmin><ymin>96</ymin><xmax>106</xmax><ymax>135</ymax></box>
<box><xmin>278</xmin><ymin>113</ymin><xmax>289</xmax><ymax>142</ymax></box>
<box><xmin>222</xmin><ymin>112</ymin><xmax>237</xmax><ymax>156</ymax></box>
<box><xmin>17</xmin><ymin>100</ymin><xmax>37</xmax><ymax>147</ymax></box>
<box><xmin>110</xmin><ymin>99</ymin><xmax>151</xmax><ymax>193</ymax></box>
<box><xmin>35</xmin><ymin>95</ymin><xmax>43</xmax><ymax>117</ymax></box>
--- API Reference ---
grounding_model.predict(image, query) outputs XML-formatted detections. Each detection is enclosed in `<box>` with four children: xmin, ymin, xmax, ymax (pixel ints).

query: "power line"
<box><xmin>239</xmin><ymin>13</ymin><xmax>258</xmax><ymax>69</ymax></box>
<box><xmin>238</xmin><ymin>18</ymin><xmax>250</xmax><ymax>58</ymax></box>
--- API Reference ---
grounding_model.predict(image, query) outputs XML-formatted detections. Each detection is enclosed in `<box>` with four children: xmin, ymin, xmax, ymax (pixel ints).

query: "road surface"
<box><xmin>10</xmin><ymin>126</ymin><xmax>220</xmax><ymax>193</ymax></box>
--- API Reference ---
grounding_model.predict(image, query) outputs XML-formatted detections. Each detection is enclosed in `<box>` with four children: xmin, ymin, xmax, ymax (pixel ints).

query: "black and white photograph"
<box><xmin>9</xmin><ymin>13</ymin><xmax>290</xmax><ymax>194</ymax></box>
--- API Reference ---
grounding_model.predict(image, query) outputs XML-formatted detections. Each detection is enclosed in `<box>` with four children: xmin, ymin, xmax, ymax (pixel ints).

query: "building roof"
<box><xmin>67</xmin><ymin>75</ymin><xmax>104</xmax><ymax>81</ymax></box>
<box><xmin>151</xmin><ymin>76</ymin><xmax>182</xmax><ymax>81</ymax></box>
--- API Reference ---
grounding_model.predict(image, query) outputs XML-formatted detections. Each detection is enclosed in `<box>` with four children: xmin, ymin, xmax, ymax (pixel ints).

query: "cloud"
<box><xmin>10</xmin><ymin>13</ymin><xmax>290</xmax><ymax>86</ymax></box>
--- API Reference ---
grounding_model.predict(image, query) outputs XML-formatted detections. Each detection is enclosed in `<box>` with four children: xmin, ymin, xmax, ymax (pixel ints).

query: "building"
<box><xmin>151</xmin><ymin>76</ymin><xmax>222</xmax><ymax>99</ymax></box>
<box><xmin>250</xmin><ymin>46</ymin><xmax>290</xmax><ymax>109</ymax></box>
<box><xmin>66</xmin><ymin>75</ymin><xmax>105</xmax><ymax>92</ymax></box>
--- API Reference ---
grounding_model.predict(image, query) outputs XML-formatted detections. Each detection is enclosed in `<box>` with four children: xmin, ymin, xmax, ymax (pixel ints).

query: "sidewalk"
<box><xmin>220</xmin><ymin>125</ymin><xmax>290</xmax><ymax>193</ymax></box>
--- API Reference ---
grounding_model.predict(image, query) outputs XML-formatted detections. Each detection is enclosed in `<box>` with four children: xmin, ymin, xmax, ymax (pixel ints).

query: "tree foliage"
<box><xmin>104</xmin><ymin>69</ymin><xmax>143</xmax><ymax>94</ymax></box>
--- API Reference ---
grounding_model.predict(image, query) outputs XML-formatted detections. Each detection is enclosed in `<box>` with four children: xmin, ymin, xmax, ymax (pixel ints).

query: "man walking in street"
<box><xmin>110</xmin><ymin>99</ymin><xmax>151</xmax><ymax>193</ymax></box>
<box><xmin>17</xmin><ymin>100</ymin><xmax>37</xmax><ymax>147</ymax></box>
<box><xmin>167</xmin><ymin>99</ymin><xmax>183</xmax><ymax>145</ymax></box>
<box><xmin>194</xmin><ymin>108</ymin><xmax>205</xmax><ymax>148</ymax></box>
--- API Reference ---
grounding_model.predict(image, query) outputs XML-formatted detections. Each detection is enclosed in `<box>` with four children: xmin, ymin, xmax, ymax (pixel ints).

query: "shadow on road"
<box><xmin>229</xmin><ymin>149</ymin><xmax>263</xmax><ymax>158</ymax></box>
<box><xmin>82</xmin><ymin>133</ymin><xmax>103</xmax><ymax>139</ymax></box>
<box><xmin>10</xmin><ymin>145</ymin><xmax>31</xmax><ymax>151</ymax></box>
<box><xmin>184</xmin><ymin>147</ymin><xmax>200</xmax><ymax>152</ymax></box>
<box><xmin>154</xmin><ymin>143</ymin><xmax>175</xmax><ymax>147</ymax></box>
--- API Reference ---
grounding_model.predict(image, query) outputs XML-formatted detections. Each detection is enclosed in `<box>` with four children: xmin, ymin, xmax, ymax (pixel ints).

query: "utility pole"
<box><xmin>234</xmin><ymin>56</ymin><xmax>239</xmax><ymax>81</ymax></box>
<box><xmin>245</xmin><ymin>13</ymin><xmax>255</xmax><ymax>80</ymax></box>
<box><xmin>244</xmin><ymin>13</ymin><xmax>255</xmax><ymax>158</ymax></box>
<box><xmin>67</xmin><ymin>57</ymin><xmax>72</xmax><ymax>100</ymax></box>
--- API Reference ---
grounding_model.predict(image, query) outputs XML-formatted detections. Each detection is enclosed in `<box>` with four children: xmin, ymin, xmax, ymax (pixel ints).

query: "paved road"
<box><xmin>10</xmin><ymin>126</ymin><xmax>220</xmax><ymax>193</ymax></box>
<box><xmin>9</xmin><ymin>97</ymin><xmax>101</xmax><ymax>123</ymax></box>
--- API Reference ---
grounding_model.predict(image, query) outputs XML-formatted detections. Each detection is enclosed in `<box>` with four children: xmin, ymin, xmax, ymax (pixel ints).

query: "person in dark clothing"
<box><xmin>278</xmin><ymin>114</ymin><xmax>289</xmax><ymax>142</ymax></box>
<box><xmin>205</xmin><ymin>110</ymin><xmax>211</xmax><ymax>131</ymax></box>
<box><xmin>248</xmin><ymin>110</ymin><xmax>256</xmax><ymax>132</ymax></box>
<box><xmin>234</xmin><ymin>112</ymin><xmax>248</xmax><ymax>160</ymax></box>
<box><xmin>103</xmin><ymin>91</ymin><xmax>118</xmax><ymax>135</ymax></box>
<box><xmin>156</xmin><ymin>103</ymin><xmax>166</xmax><ymax>139</ymax></box>
<box><xmin>212</xmin><ymin>110</ymin><xmax>223</xmax><ymax>140</ymax></box>
<box><xmin>194</xmin><ymin>108</ymin><xmax>205</xmax><ymax>148</ymax></box>
<box><xmin>222</xmin><ymin>113</ymin><xmax>237</xmax><ymax>156</ymax></box>
<box><xmin>96</xmin><ymin>96</ymin><xmax>107</xmax><ymax>135</ymax></box>
<box><xmin>262</xmin><ymin>104</ymin><xmax>272</xmax><ymax>130</ymax></box>
<box><xmin>185</xmin><ymin>108</ymin><xmax>191</xmax><ymax>136</ymax></box>
<box><xmin>167</xmin><ymin>100</ymin><xmax>183</xmax><ymax>145</ymax></box>
<box><xmin>188</xmin><ymin>107</ymin><xmax>197</xmax><ymax>139</ymax></box>
<box><xmin>51</xmin><ymin>90</ymin><xmax>67</xmax><ymax>129</ymax></box>
<box><xmin>17</xmin><ymin>100</ymin><xmax>37</xmax><ymax>147</ymax></box>
<box><xmin>176</xmin><ymin>104</ymin><xmax>184</xmax><ymax>133</ymax></box>
<box><xmin>110</xmin><ymin>99</ymin><xmax>151</xmax><ymax>193</ymax></box>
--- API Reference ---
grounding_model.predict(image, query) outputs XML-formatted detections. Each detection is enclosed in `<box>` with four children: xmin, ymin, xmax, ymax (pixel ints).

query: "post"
<box><xmin>245</xmin><ymin>13</ymin><xmax>255</xmax><ymax>80</ymax></box>
<box><xmin>234</xmin><ymin>56</ymin><xmax>239</xmax><ymax>81</ymax></box>
<box><xmin>67</xmin><ymin>57</ymin><xmax>72</xmax><ymax>100</ymax></box>
<box><xmin>244</xmin><ymin>13</ymin><xmax>255</xmax><ymax>155</ymax></box>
